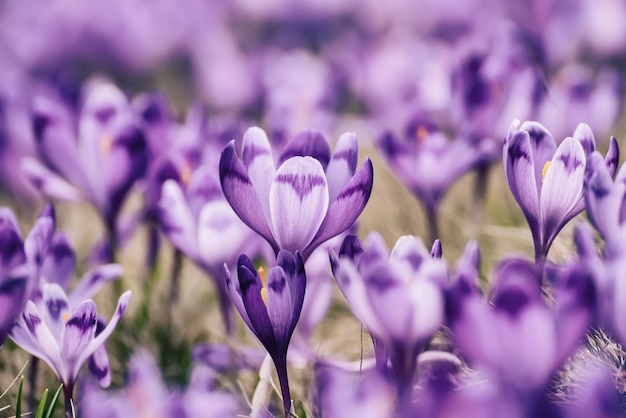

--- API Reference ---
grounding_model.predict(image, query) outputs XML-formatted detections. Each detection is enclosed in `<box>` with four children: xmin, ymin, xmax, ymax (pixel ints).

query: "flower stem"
<box><xmin>274</xmin><ymin>354</ymin><xmax>292</xmax><ymax>417</ymax></box>
<box><xmin>169</xmin><ymin>248</ymin><xmax>183</xmax><ymax>307</ymax></box>
<box><xmin>426</xmin><ymin>206</ymin><xmax>439</xmax><ymax>245</ymax></box>
<box><xmin>63</xmin><ymin>382</ymin><xmax>74</xmax><ymax>418</ymax></box>
<box><xmin>27</xmin><ymin>356</ymin><xmax>39</xmax><ymax>411</ymax></box>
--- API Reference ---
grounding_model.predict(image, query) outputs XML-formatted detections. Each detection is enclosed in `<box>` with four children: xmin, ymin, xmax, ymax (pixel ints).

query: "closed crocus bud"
<box><xmin>219</xmin><ymin>127</ymin><xmax>373</xmax><ymax>261</ymax></box>
<box><xmin>225</xmin><ymin>250</ymin><xmax>306</xmax><ymax>416</ymax></box>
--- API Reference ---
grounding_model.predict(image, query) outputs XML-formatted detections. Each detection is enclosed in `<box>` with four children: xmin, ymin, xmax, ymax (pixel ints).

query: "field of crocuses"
<box><xmin>2</xmin><ymin>1</ymin><xmax>626</xmax><ymax>417</ymax></box>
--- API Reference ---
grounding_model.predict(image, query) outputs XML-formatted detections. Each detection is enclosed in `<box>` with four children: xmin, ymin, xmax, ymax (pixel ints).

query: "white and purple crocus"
<box><xmin>219</xmin><ymin>127</ymin><xmax>373</xmax><ymax>261</ymax></box>
<box><xmin>225</xmin><ymin>250</ymin><xmax>306</xmax><ymax>416</ymax></box>
<box><xmin>503</xmin><ymin>120</ymin><xmax>618</xmax><ymax>274</ymax></box>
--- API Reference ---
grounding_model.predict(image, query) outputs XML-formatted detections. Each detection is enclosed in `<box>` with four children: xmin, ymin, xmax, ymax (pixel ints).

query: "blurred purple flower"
<box><xmin>225</xmin><ymin>250</ymin><xmax>306</xmax><ymax>415</ymax></box>
<box><xmin>330</xmin><ymin>232</ymin><xmax>446</xmax><ymax>408</ymax></box>
<box><xmin>81</xmin><ymin>350</ymin><xmax>240</xmax><ymax>418</ymax></box>
<box><xmin>450</xmin><ymin>258</ymin><xmax>591</xmax><ymax>410</ymax></box>
<box><xmin>159</xmin><ymin>164</ymin><xmax>266</xmax><ymax>333</ymax></box>
<box><xmin>503</xmin><ymin>120</ymin><xmax>618</xmax><ymax>266</ymax></box>
<box><xmin>21</xmin><ymin>78</ymin><xmax>148</xmax><ymax>257</ymax></box>
<box><xmin>377</xmin><ymin>116</ymin><xmax>499</xmax><ymax>241</ymax></box>
<box><xmin>9</xmin><ymin>286</ymin><xmax>131</xmax><ymax>411</ymax></box>
<box><xmin>220</xmin><ymin>127</ymin><xmax>373</xmax><ymax>260</ymax></box>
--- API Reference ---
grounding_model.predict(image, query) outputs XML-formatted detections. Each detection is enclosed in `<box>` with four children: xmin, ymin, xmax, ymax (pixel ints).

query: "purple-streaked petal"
<box><xmin>325</xmin><ymin>132</ymin><xmax>358</xmax><ymax>202</ymax></box>
<box><xmin>41</xmin><ymin>283</ymin><xmax>70</xmax><ymax>341</ymax></box>
<box><xmin>87</xmin><ymin>345</ymin><xmax>111</xmax><ymax>387</ymax></box>
<box><xmin>220</xmin><ymin>141</ymin><xmax>276</xmax><ymax>252</ymax></box>
<box><xmin>517</xmin><ymin>121</ymin><xmax>557</xmax><ymax>188</ymax></box>
<box><xmin>25</xmin><ymin>204</ymin><xmax>55</xmax><ymax>268</ymax></box>
<box><xmin>42</xmin><ymin>233</ymin><xmax>76</xmax><ymax>290</ymax></box>
<box><xmin>197</xmin><ymin>200</ymin><xmax>252</xmax><ymax>267</ymax></box>
<box><xmin>337</xmin><ymin>235</ymin><xmax>364</xmax><ymax>261</ymax></box>
<box><xmin>0</xmin><ymin>276</ymin><xmax>27</xmax><ymax>343</ymax></box>
<box><xmin>82</xmin><ymin>291</ymin><xmax>131</xmax><ymax>363</ymax></box>
<box><xmin>237</xmin><ymin>260</ymin><xmax>277</xmax><ymax>355</ymax></box>
<box><xmin>158</xmin><ymin>180</ymin><xmax>198</xmax><ymax>259</ymax></box>
<box><xmin>224</xmin><ymin>264</ymin><xmax>254</xmax><ymax>332</ymax></box>
<box><xmin>605</xmin><ymin>137</ymin><xmax>619</xmax><ymax>177</ymax></box>
<box><xmin>389</xmin><ymin>235</ymin><xmax>429</xmax><ymax>279</ymax></box>
<box><xmin>278</xmin><ymin>130</ymin><xmax>331</xmax><ymax>170</ymax></box>
<box><xmin>21</xmin><ymin>158</ymin><xmax>83</xmax><ymax>202</ymax></box>
<box><xmin>572</xmin><ymin>122</ymin><xmax>596</xmax><ymax>157</ymax></box>
<box><xmin>242</xmin><ymin>127</ymin><xmax>275</xmax><ymax>223</ymax></box>
<box><xmin>10</xmin><ymin>301</ymin><xmax>64</xmax><ymax>379</ymax></box>
<box><xmin>430</xmin><ymin>240</ymin><xmax>442</xmax><ymax>258</ymax></box>
<box><xmin>357</xmin><ymin>232</ymin><xmax>390</xmax><ymax>274</ymax></box>
<box><xmin>269</xmin><ymin>156</ymin><xmax>329</xmax><ymax>252</ymax></box>
<box><xmin>68</xmin><ymin>264</ymin><xmax>123</xmax><ymax>307</ymax></box>
<box><xmin>584</xmin><ymin>154</ymin><xmax>623</xmax><ymax>238</ymax></box>
<box><xmin>540</xmin><ymin>137</ymin><xmax>585</xmax><ymax>245</ymax></box>
<box><xmin>504</xmin><ymin>130</ymin><xmax>540</xmax><ymax>240</ymax></box>
<box><xmin>265</xmin><ymin>267</ymin><xmax>293</xmax><ymax>349</ymax></box>
<box><xmin>305</xmin><ymin>158</ymin><xmax>374</xmax><ymax>259</ymax></box>
<box><xmin>0</xmin><ymin>221</ymin><xmax>26</xmax><ymax>278</ymax></box>
<box><xmin>277</xmin><ymin>250</ymin><xmax>306</xmax><ymax>332</ymax></box>
<box><xmin>61</xmin><ymin>299</ymin><xmax>98</xmax><ymax>384</ymax></box>
<box><xmin>186</xmin><ymin>166</ymin><xmax>223</xmax><ymax>218</ymax></box>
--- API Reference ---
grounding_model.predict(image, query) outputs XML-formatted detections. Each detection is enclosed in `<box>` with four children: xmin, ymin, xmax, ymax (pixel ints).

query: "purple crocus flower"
<box><xmin>450</xmin><ymin>258</ymin><xmax>592</xmax><ymax>415</ymax></box>
<box><xmin>377</xmin><ymin>116</ymin><xmax>499</xmax><ymax>241</ymax></box>
<box><xmin>503</xmin><ymin>120</ymin><xmax>618</xmax><ymax>271</ymax></box>
<box><xmin>330</xmin><ymin>232</ymin><xmax>447</xmax><ymax>410</ymax></box>
<box><xmin>0</xmin><ymin>204</ymin><xmax>55</xmax><ymax>344</ymax></box>
<box><xmin>584</xmin><ymin>151</ymin><xmax>625</xmax><ymax>240</ymax></box>
<box><xmin>159</xmin><ymin>164</ymin><xmax>265</xmax><ymax>333</ymax></box>
<box><xmin>80</xmin><ymin>350</ymin><xmax>241</xmax><ymax>418</ymax></box>
<box><xmin>9</xmin><ymin>286</ymin><xmax>131</xmax><ymax>414</ymax></box>
<box><xmin>21</xmin><ymin>78</ymin><xmax>148</xmax><ymax>259</ymax></box>
<box><xmin>225</xmin><ymin>250</ymin><xmax>306</xmax><ymax>416</ymax></box>
<box><xmin>219</xmin><ymin>127</ymin><xmax>373</xmax><ymax>261</ymax></box>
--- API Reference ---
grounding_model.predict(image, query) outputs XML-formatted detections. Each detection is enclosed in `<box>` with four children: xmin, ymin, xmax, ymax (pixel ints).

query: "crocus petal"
<box><xmin>24</xmin><ymin>204</ymin><xmax>55</xmax><ymax>274</ymax></box>
<box><xmin>220</xmin><ymin>141</ymin><xmax>276</xmax><ymax>251</ymax></box>
<box><xmin>88</xmin><ymin>345</ymin><xmax>111</xmax><ymax>387</ymax></box>
<box><xmin>224</xmin><ymin>264</ymin><xmax>254</xmax><ymax>332</ymax></box>
<box><xmin>10</xmin><ymin>301</ymin><xmax>64</xmax><ymax>379</ymax></box>
<box><xmin>540</xmin><ymin>137</ymin><xmax>585</xmax><ymax>246</ymax></box>
<box><xmin>325</xmin><ymin>132</ymin><xmax>358</xmax><ymax>202</ymax></box>
<box><xmin>21</xmin><ymin>158</ymin><xmax>83</xmax><ymax>202</ymax></box>
<box><xmin>0</xmin><ymin>221</ymin><xmax>26</xmax><ymax>278</ymax></box>
<box><xmin>41</xmin><ymin>283</ymin><xmax>71</xmax><ymax>341</ymax></box>
<box><xmin>83</xmin><ymin>291</ymin><xmax>131</xmax><ymax>360</ymax></box>
<box><xmin>306</xmin><ymin>159</ymin><xmax>374</xmax><ymax>259</ymax></box>
<box><xmin>585</xmin><ymin>154</ymin><xmax>623</xmax><ymax>238</ymax></box>
<box><xmin>504</xmin><ymin>131</ymin><xmax>540</xmax><ymax>239</ymax></box>
<box><xmin>241</xmin><ymin>127</ymin><xmax>275</xmax><ymax>223</ymax></box>
<box><xmin>517</xmin><ymin>121</ymin><xmax>557</xmax><ymax>189</ymax></box>
<box><xmin>358</xmin><ymin>232</ymin><xmax>390</xmax><ymax>274</ymax></box>
<box><xmin>389</xmin><ymin>235</ymin><xmax>429</xmax><ymax>279</ymax></box>
<box><xmin>605</xmin><ymin>136</ymin><xmax>620</xmax><ymax>176</ymax></box>
<box><xmin>61</xmin><ymin>300</ymin><xmax>98</xmax><ymax>384</ymax></box>
<box><xmin>277</xmin><ymin>250</ymin><xmax>306</xmax><ymax>332</ymax></box>
<box><xmin>159</xmin><ymin>180</ymin><xmax>198</xmax><ymax>259</ymax></box>
<box><xmin>68</xmin><ymin>264</ymin><xmax>123</xmax><ymax>307</ymax></box>
<box><xmin>185</xmin><ymin>166</ymin><xmax>224</xmax><ymax>218</ymax></box>
<box><xmin>572</xmin><ymin>122</ymin><xmax>596</xmax><ymax>157</ymax></box>
<box><xmin>197</xmin><ymin>200</ymin><xmax>251</xmax><ymax>267</ymax></box>
<box><xmin>238</xmin><ymin>261</ymin><xmax>277</xmax><ymax>355</ymax></box>
<box><xmin>269</xmin><ymin>157</ymin><xmax>329</xmax><ymax>252</ymax></box>
<box><xmin>277</xmin><ymin>130</ymin><xmax>331</xmax><ymax>170</ymax></box>
<box><xmin>0</xmin><ymin>276</ymin><xmax>27</xmax><ymax>343</ymax></box>
<box><xmin>42</xmin><ymin>233</ymin><xmax>76</xmax><ymax>290</ymax></box>
<box><xmin>265</xmin><ymin>267</ymin><xmax>293</xmax><ymax>349</ymax></box>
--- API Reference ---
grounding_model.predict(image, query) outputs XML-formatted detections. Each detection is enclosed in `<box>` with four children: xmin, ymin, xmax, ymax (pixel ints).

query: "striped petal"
<box><xmin>540</xmin><ymin>138</ymin><xmax>586</xmax><ymax>246</ymax></box>
<box><xmin>21</xmin><ymin>158</ymin><xmax>83</xmax><ymax>202</ymax></box>
<box><xmin>269</xmin><ymin>157</ymin><xmax>329</xmax><ymax>252</ymax></box>
<box><xmin>68</xmin><ymin>264</ymin><xmax>123</xmax><ymax>307</ymax></box>
<box><xmin>584</xmin><ymin>153</ymin><xmax>623</xmax><ymax>238</ymax></box>
<box><xmin>220</xmin><ymin>141</ymin><xmax>276</xmax><ymax>251</ymax></box>
<box><xmin>278</xmin><ymin>130</ymin><xmax>331</xmax><ymax>170</ymax></box>
<box><xmin>325</xmin><ymin>132</ymin><xmax>358</xmax><ymax>202</ymax></box>
<box><xmin>41</xmin><ymin>284</ymin><xmax>70</xmax><ymax>341</ymax></box>
<box><xmin>158</xmin><ymin>180</ymin><xmax>198</xmax><ymax>259</ymax></box>
<box><xmin>42</xmin><ymin>233</ymin><xmax>76</xmax><ymax>290</ymax></box>
<box><xmin>61</xmin><ymin>300</ymin><xmax>98</xmax><ymax>384</ymax></box>
<box><xmin>306</xmin><ymin>159</ymin><xmax>373</xmax><ymax>259</ymax></box>
<box><xmin>242</xmin><ymin>127</ymin><xmax>275</xmax><ymax>223</ymax></box>
<box><xmin>265</xmin><ymin>267</ymin><xmax>293</xmax><ymax>350</ymax></box>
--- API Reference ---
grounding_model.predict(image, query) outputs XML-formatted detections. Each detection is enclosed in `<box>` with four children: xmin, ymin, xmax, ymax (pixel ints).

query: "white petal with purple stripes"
<box><xmin>269</xmin><ymin>157</ymin><xmax>329</xmax><ymax>252</ymax></box>
<box><xmin>242</xmin><ymin>127</ymin><xmax>276</xmax><ymax>223</ymax></box>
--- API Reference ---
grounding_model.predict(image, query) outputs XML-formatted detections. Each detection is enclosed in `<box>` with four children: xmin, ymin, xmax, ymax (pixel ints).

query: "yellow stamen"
<box><xmin>180</xmin><ymin>162</ymin><xmax>193</xmax><ymax>186</ymax></box>
<box><xmin>416</xmin><ymin>126</ymin><xmax>429</xmax><ymax>143</ymax></box>
<box><xmin>63</xmin><ymin>312</ymin><xmax>70</xmax><ymax>322</ymax></box>
<box><xmin>542</xmin><ymin>161</ymin><xmax>551</xmax><ymax>182</ymax></box>
<box><xmin>100</xmin><ymin>133</ymin><xmax>113</xmax><ymax>157</ymax></box>
<box><xmin>258</xmin><ymin>267</ymin><xmax>268</xmax><ymax>306</ymax></box>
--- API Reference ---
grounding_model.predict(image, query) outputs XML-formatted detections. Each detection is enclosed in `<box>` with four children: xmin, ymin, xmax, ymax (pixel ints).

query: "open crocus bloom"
<box><xmin>9</xmin><ymin>285</ymin><xmax>131</xmax><ymax>392</ymax></box>
<box><xmin>503</xmin><ymin>120</ymin><xmax>618</xmax><ymax>261</ymax></box>
<box><xmin>219</xmin><ymin>127</ymin><xmax>373</xmax><ymax>261</ymax></box>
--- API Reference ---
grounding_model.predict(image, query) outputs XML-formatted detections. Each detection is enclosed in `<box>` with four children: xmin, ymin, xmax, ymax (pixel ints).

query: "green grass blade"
<box><xmin>35</xmin><ymin>388</ymin><xmax>49</xmax><ymax>418</ymax></box>
<box><xmin>15</xmin><ymin>375</ymin><xmax>23</xmax><ymax>418</ymax></box>
<box><xmin>45</xmin><ymin>384</ymin><xmax>63</xmax><ymax>418</ymax></box>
